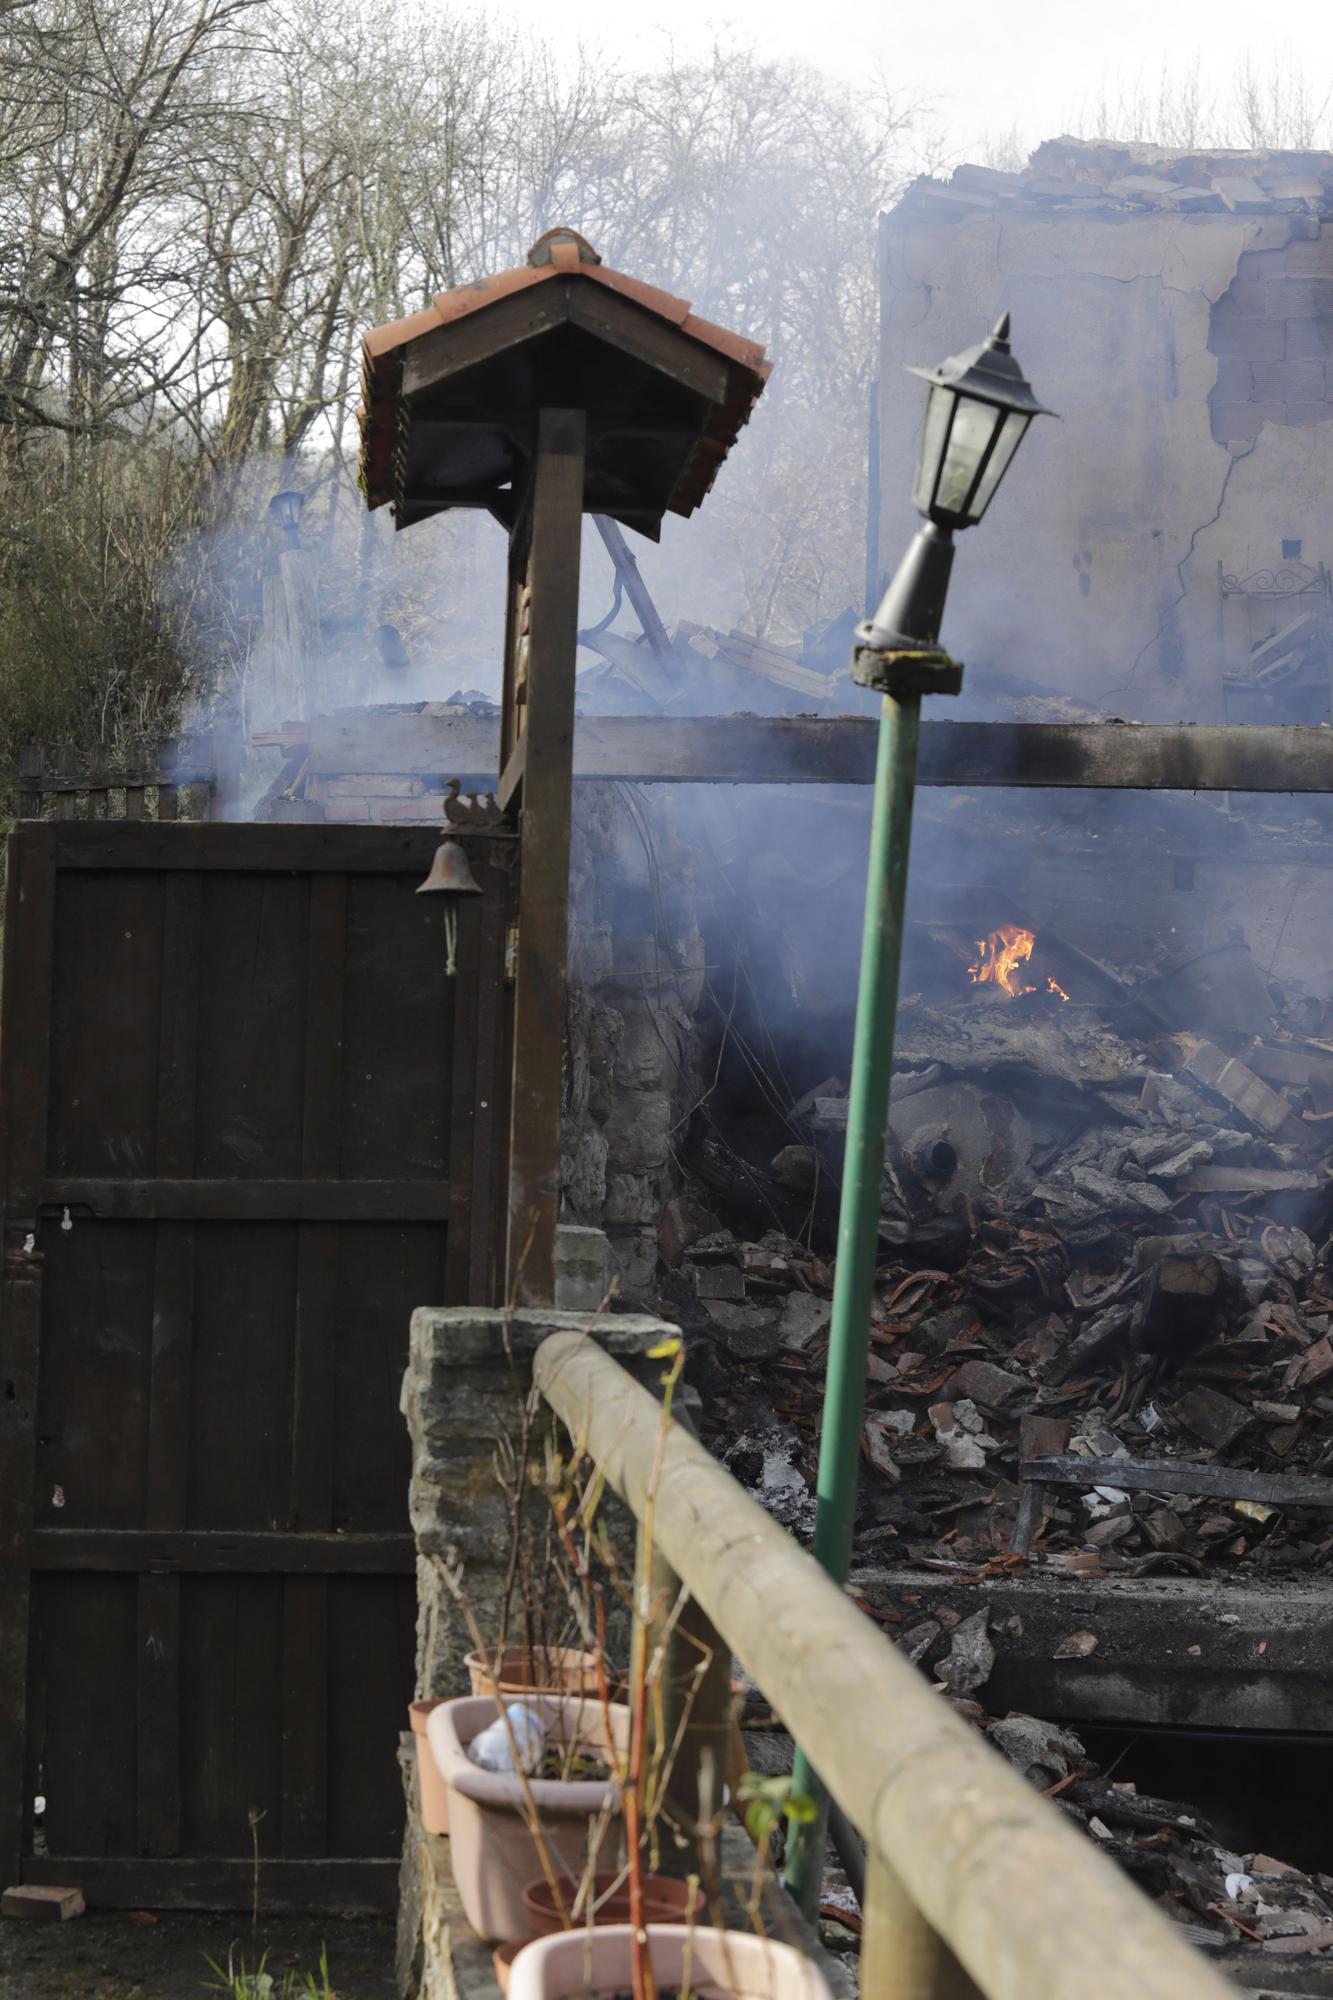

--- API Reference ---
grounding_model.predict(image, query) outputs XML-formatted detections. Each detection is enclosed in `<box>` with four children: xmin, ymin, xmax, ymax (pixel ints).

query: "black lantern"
<box><xmin>268</xmin><ymin>488</ymin><xmax>305</xmax><ymax>546</ymax></box>
<box><xmin>855</xmin><ymin>314</ymin><xmax>1052</xmax><ymax>674</ymax></box>
<box><xmin>909</xmin><ymin>314</ymin><xmax>1051</xmax><ymax>528</ymax></box>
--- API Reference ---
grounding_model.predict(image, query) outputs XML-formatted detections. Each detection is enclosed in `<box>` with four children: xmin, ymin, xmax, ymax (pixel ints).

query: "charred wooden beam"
<box><xmin>257</xmin><ymin>714</ymin><xmax>1333</xmax><ymax>793</ymax></box>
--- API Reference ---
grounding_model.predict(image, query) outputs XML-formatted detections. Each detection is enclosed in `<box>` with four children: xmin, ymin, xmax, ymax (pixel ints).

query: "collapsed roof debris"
<box><xmin>652</xmin><ymin>919</ymin><xmax>1332</xmax><ymax>1587</ymax></box>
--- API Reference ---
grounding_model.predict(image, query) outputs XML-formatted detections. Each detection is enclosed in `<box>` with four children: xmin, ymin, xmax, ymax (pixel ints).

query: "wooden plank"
<box><xmin>147</xmin><ymin>873</ymin><xmax>202</xmax><ymax>1525</ymax></box>
<box><xmin>20</xmin><ymin>1853</ymin><xmax>398</xmax><ymax>1912</ymax></box>
<box><xmin>564</xmin><ymin>286</ymin><xmax>730</xmax><ymax>401</ymax></box>
<box><xmin>139</xmin><ymin>871</ymin><xmax>202</xmax><ymax>1862</ymax></box>
<box><xmin>87</xmin><ymin>745</ymin><xmax>109</xmax><ymax>820</ymax></box>
<box><xmin>282</xmin><ymin>1578</ymin><xmax>328</xmax><ymax>1855</ymax></box>
<box><xmin>282</xmin><ymin>877</ymin><xmax>345</xmax><ymax>1857</ymax></box>
<box><xmin>30</xmin><ymin>1531</ymin><xmax>415</xmax><ymax>1573</ymax></box>
<box><xmin>291</xmin><ymin>875</ymin><xmax>346</xmax><ymax>1528</ymax></box>
<box><xmin>53</xmin><ymin>744</ymin><xmax>74</xmax><ymax>819</ymax></box>
<box><xmin>17</xmin><ymin>747</ymin><xmax>42</xmax><ymax>819</ymax></box>
<box><xmin>0</xmin><ymin>831</ymin><xmax>56</xmax><ymax>1881</ymax></box>
<box><xmin>443</xmin><ymin>867</ymin><xmax>482</xmax><ymax>1305</ymax></box>
<box><xmin>136</xmin><ymin>1574</ymin><xmax>181</xmax><ymax>1856</ymax></box>
<box><xmin>467</xmin><ymin>863</ymin><xmax>509</xmax><ymax>1308</ymax></box>
<box><xmin>507</xmin><ymin>408</ymin><xmax>585</xmax><ymax>1304</ymax></box>
<box><xmin>1022</xmin><ymin>1454</ymin><xmax>1333</xmax><ymax>1509</ymax></box>
<box><xmin>496</xmin><ymin>733</ymin><xmax>526</xmax><ymax>814</ymax></box>
<box><xmin>44</xmin><ymin>822</ymin><xmax>441</xmax><ymax>873</ymax></box>
<box><xmin>262</xmin><ymin>714</ymin><xmax>1333</xmax><ymax>792</ymax></box>
<box><xmin>157</xmin><ymin>783</ymin><xmax>178</xmax><ymax>822</ymax></box>
<box><xmin>41</xmin><ymin>1179</ymin><xmax>450</xmax><ymax>1221</ymax></box>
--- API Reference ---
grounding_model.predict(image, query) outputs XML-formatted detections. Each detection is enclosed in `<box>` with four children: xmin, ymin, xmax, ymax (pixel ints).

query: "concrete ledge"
<box><xmin>872</xmin><ymin>1569</ymin><xmax>1333</xmax><ymax>1731</ymax></box>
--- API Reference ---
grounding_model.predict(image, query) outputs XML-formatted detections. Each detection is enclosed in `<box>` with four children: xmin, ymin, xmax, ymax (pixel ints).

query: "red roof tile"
<box><xmin>359</xmin><ymin>229</ymin><xmax>770</xmax><ymax>524</ymax></box>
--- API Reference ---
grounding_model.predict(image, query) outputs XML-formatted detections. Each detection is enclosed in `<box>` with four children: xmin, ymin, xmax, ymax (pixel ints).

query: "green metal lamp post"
<box><xmin>785</xmin><ymin>315</ymin><xmax>1053</xmax><ymax>1914</ymax></box>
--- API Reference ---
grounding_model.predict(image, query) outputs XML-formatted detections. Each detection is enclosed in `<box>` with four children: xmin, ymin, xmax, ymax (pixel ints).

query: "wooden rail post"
<box><xmin>643</xmin><ymin>1535</ymin><xmax>733</xmax><ymax>1877</ymax></box>
<box><xmin>505</xmin><ymin>410</ymin><xmax>586</xmax><ymax>1305</ymax></box>
<box><xmin>861</xmin><ymin>1852</ymin><xmax>983</xmax><ymax>2000</ymax></box>
<box><xmin>532</xmin><ymin>1333</ymin><xmax>1236</xmax><ymax>2000</ymax></box>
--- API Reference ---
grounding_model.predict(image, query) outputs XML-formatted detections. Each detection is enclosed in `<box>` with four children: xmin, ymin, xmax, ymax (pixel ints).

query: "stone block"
<box><xmin>778</xmin><ymin>1291</ymin><xmax>832</xmax><ymax>1352</ymax></box>
<box><xmin>1270</xmin><ymin>277</ymin><xmax>1333</xmax><ymax>317</ymax></box>
<box><xmin>1210</xmin><ymin>359</ymin><xmax>1251</xmax><ymax>402</ymax></box>
<box><xmin>1284</xmin><ymin>400</ymin><xmax>1333</xmax><ymax>426</ymax></box>
<box><xmin>1280</xmin><ymin>231</ymin><xmax>1333</xmax><ymax>274</ymax></box>
<box><xmin>1284</xmin><ymin>318</ymin><xmax>1333</xmax><ymax>358</ymax></box>
<box><xmin>602</xmin><ymin>1088</ymin><xmax>671</xmax><ymax>1173</ymax></box>
<box><xmin>553</xmin><ymin>1224</ymin><xmax>613</xmax><ymax>1312</ymax></box>
<box><xmin>1209</xmin><ymin>316</ymin><xmax>1285</xmax><ymax>359</ymax></box>
<box><xmin>1248</xmin><ymin>359</ymin><xmax>1288</xmax><ymax>400</ymax></box>
<box><xmin>1210</xmin><ymin>399</ymin><xmax>1280</xmax><ymax>441</ymax></box>
<box><xmin>371</xmin><ymin>799</ymin><xmax>442</xmax><ymax>823</ymax></box>
<box><xmin>608</xmin><ymin>1228</ymin><xmax>659</xmax><ymax>1290</ymax></box>
<box><xmin>1212</xmin><ymin>279</ymin><xmax>1268</xmax><ymax>318</ymax></box>
<box><xmin>325</xmin><ymin>776</ymin><xmax>425</xmax><ymax>797</ymax></box>
<box><xmin>601</xmin><ymin>1171</ymin><xmax>662</xmax><ymax>1227</ymax></box>
<box><xmin>1</xmin><ymin>1885</ymin><xmax>84</xmax><ymax>1921</ymax></box>
<box><xmin>695</xmin><ymin>1262</ymin><xmax>745</xmax><ymax>1302</ymax></box>
<box><xmin>1288</xmin><ymin>358</ymin><xmax>1328</xmax><ymax>402</ymax></box>
<box><xmin>1234</xmin><ymin>246</ymin><xmax>1289</xmax><ymax>279</ymax></box>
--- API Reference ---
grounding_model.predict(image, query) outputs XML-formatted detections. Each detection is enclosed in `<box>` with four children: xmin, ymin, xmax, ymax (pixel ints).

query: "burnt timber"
<box><xmin>257</xmin><ymin>713</ymin><xmax>1333</xmax><ymax>792</ymax></box>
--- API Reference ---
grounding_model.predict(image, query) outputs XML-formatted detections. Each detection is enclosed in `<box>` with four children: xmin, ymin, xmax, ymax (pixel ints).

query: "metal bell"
<box><xmin>416</xmin><ymin>840</ymin><xmax>483</xmax><ymax>897</ymax></box>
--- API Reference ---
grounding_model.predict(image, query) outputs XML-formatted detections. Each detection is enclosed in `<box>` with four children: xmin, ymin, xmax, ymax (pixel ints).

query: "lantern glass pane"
<box><xmin>968</xmin><ymin>408</ymin><xmax>1031</xmax><ymax>521</ymax></box>
<box><xmin>912</xmin><ymin>382</ymin><xmax>955</xmax><ymax>515</ymax></box>
<box><xmin>934</xmin><ymin>395</ymin><xmax>1005</xmax><ymax>521</ymax></box>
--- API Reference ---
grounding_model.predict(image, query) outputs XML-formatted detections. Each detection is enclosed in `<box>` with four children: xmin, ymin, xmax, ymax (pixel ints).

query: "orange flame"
<box><xmin>968</xmin><ymin>925</ymin><xmax>1069</xmax><ymax>1001</ymax></box>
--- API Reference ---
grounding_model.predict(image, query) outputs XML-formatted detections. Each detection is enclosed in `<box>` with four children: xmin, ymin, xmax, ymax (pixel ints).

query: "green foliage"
<box><xmin>203</xmin><ymin>1945</ymin><xmax>336</xmax><ymax>1999</ymax></box>
<box><xmin>737</xmin><ymin>1771</ymin><xmax>819</xmax><ymax>1847</ymax></box>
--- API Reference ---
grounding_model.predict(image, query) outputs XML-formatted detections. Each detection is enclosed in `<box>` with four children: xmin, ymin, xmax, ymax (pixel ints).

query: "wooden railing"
<box><xmin>532</xmin><ymin>1331</ymin><xmax>1235</xmax><ymax>2000</ymax></box>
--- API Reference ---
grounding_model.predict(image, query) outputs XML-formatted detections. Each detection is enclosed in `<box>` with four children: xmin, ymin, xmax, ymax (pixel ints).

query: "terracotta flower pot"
<box><xmin>523</xmin><ymin>1869</ymin><xmax>704</xmax><ymax>1939</ymax></box>
<box><xmin>408</xmin><ymin>1699</ymin><xmax>450</xmax><ymax>1835</ymax></box>
<box><xmin>425</xmin><ymin>1693</ymin><xmax>631</xmax><ymax>1944</ymax></box>
<box><xmin>493</xmin><ymin>1940</ymin><xmax>529</xmax><ymax>1993</ymax></box>
<box><xmin>506</xmin><ymin>1922</ymin><xmax>836</xmax><ymax>1999</ymax></box>
<box><xmin>465</xmin><ymin>1646</ymin><xmax>602</xmax><ymax>1699</ymax></box>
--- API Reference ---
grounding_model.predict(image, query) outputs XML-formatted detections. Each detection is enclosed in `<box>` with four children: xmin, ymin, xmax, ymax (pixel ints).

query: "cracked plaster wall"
<box><xmin>878</xmin><ymin>197</ymin><xmax>1333</xmax><ymax>721</ymax></box>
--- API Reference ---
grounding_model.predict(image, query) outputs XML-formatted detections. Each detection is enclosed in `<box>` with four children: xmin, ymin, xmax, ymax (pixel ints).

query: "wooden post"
<box><xmin>644</xmin><ymin>1537</ymin><xmax>733</xmax><ymax>1877</ymax></box>
<box><xmin>532</xmin><ymin>1333</ymin><xmax>1236</xmax><ymax>2000</ymax></box>
<box><xmin>861</xmin><ymin>1851</ymin><xmax>983</xmax><ymax>1999</ymax></box>
<box><xmin>505</xmin><ymin>410</ymin><xmax>585</xmax><ymax>1305</ymax></box>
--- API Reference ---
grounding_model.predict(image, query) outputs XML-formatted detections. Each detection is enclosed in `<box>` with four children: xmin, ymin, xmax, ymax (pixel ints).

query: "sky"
<box><xmin>483</xmin><ymin>1</ymin><xmax>1333</xmax><ymax>164</ymax></box>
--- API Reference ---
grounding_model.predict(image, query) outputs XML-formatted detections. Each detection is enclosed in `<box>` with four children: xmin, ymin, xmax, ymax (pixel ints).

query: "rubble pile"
<box><xmin>652</xmin><ymin>949</ymin><xmax>1333</xmax><ymax>1579</ymax></box>
<box><xmin>986</xmin><ymin>1708</ymin><xmax>1333</xmax><ymax>1959</ymax></box>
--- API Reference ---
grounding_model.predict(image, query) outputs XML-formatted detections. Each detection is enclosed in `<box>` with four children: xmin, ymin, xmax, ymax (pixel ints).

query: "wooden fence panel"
<box><xmin>0</xmin><ymin>820</ymin><xmax>512</xmax><ymax>1909</ymax></box>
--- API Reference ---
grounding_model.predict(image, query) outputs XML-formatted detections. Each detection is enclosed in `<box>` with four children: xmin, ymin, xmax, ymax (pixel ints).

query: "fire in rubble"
<box><xmin>968</xmin><ymin>924</ymin><xmax>1069</xmax><ymax>1001</ymax></box>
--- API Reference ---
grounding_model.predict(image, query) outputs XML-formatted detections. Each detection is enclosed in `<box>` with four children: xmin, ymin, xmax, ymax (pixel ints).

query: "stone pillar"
<box><xmin>398</xmin><ymin>1301</ymin><xmax>681</xmax><ymax>1997</ymax></box>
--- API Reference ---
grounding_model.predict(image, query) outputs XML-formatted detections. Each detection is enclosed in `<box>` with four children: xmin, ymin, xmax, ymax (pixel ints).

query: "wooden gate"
<box><xmin>0</xmin><ymin>821</ymin><xmax>512</xmax><ymax>1910</ymax></box>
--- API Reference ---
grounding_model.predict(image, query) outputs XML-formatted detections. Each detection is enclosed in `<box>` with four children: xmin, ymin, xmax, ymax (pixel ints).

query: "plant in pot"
<box><xmin>507</xmin><ymin>1922</ymin><xmax>836</xmax><ymax>2000</ymax></box>
<box><xmin>408</xmin><ymin>1696</ymin><xmax>450</xmax><ymax>1834</ymax></box>
<box><xmin>425</xmin><ymin>1687</ymin><xmax>631</xmax><ymax>1944</ymax></box>
<box><xmin>447</xmin><ymin>1335</ymin><xmax>833</xmax><ymax>1999</ymax></box>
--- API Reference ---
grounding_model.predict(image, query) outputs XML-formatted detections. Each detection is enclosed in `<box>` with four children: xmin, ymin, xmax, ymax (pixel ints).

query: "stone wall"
<box><xmin>563</xmin><ymin>786</ymin><xmax>707</xmax><ymax>1290</ymax></box>
<box><xmin>877</xmin><ymin>139</ymin><xmax>1333</xmax><ymax>726</ymax></box>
